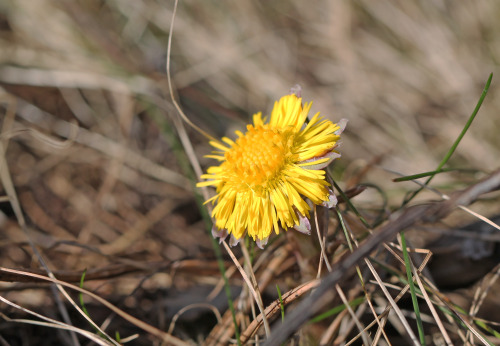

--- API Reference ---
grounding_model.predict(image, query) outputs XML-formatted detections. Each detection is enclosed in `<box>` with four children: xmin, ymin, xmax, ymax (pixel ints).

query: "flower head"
<box><xmin>198</xmin><ymin>90</ymin><xmax>345</xmax><ymax>248</ymax></box>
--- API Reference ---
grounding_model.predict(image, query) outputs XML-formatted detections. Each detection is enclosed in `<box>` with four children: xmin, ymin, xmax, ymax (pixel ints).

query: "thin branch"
<box><xmin>263</xmin><ymin>169</ymin><xmax>500</xmax><ymax>345</ymax></box>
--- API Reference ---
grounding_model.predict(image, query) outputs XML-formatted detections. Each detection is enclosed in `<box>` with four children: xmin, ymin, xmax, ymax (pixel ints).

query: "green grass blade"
<box><xmin>403</xmin><ymin>73</ymin><xmax>492</xmax><ymax>205</ymax></box>
<box><xmin>434</xmin><ymin>73</ymin><xmax>492</xmax><ymax>172</ymax></box>
<box><xmin>400</xmin><ymin>232</ymin><xmax>426</xmax><ymax>345</ymax></box>
<box><xmin>276</xmin><ymin>285</ymin><xmax>285</xmax><ymax>323</ymax></box>
<box><xmin>309</xmin><ymin>297</ymin><xmax>365</xmax><ymax>324</ymax></box>
<box><xmin>475</xmin><ymin>319</ymin><xmax>500</xmax><ymax>340</ymax></box>
<box><xmin>393</xmin><ymin>168</ymin><xmax>463</xmax><ymax>182</ymax></box>
<box><xmin>330</xmin><ymin>178</ymin><xmax>371</xmax><ymax>230</ymax></box>
<box><xmin>78</xmin><ymin>269</ymin><xmax>90</xmax><ymax>318</ymax></box>
<box><xmin>79</xmin><ymin>270</ymin><xmax>113</xmax><ymax>341</ymax></box>
<box><xmin>336</xmin><ymin>207</ymin><xmax>355</xmax><ymax>253</ymax></box>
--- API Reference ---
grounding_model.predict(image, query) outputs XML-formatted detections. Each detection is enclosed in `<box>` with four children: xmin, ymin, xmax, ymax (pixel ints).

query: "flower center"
<box><xmin>225</xmin><ymin>125</ymin><xmax>294</xmax><ymax>188</ymax></box>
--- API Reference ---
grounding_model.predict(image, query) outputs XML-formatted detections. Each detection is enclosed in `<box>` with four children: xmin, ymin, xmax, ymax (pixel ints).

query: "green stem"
<box><xmin>403</xmin><ymin>73</ymin><xmax>492</xmax><ymax>205</ymax></box>
<box><xmin>400</xmin><ymin>232</ymin><xmax>425</xmax><ymax>345</ymax></box>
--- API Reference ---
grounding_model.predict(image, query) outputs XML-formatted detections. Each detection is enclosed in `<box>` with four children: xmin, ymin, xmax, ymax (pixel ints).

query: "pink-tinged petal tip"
<box><xmin>290</xmin><ymin>84</ymin><xmax>302</xmax><ymax>98</ymax></box>
<box><xmin>212</xmin><ymin>226</ymin><xmax>228</xmax><ymax>244</ymax></box>
<box><xmin>335</xmin><ymin>119</ymin><xmax>348</xmax><ymax>135</ymax></box>
<box><xmin>256</xmin><ymin>237</ymin><xmax>269</xmax><ymax>249</ymax></box>
<box><xmin>300</xmin><ymin>151</ymin><xmax>341</xmax><ymax>170</ymax></box>
<box><xmin>293</xmin><ymin>213</ymin><xmax>311</xmax><ymax>235</ymax></box>
<box><xmin>229</xmin><ymin>234</ymin><xmax>243</xmax><ymax>247</ymax></box>
<box><xmin>322</xmin><ymin>189</ymin><xmax>338</xmax><ymax>209</ymax></box>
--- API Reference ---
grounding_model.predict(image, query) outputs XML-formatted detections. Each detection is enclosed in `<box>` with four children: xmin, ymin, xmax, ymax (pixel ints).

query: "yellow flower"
<box><xmin>198</xmin><ymin>90</ymin><xmax>345</xmax><ymax>248</ymax></box>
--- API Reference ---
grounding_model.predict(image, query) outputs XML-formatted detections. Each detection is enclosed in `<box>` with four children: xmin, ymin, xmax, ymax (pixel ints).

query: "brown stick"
<box><xmin>263</xmin><ymin>168</ymin><xmax>500</xmax><ymax>345</ymax></box>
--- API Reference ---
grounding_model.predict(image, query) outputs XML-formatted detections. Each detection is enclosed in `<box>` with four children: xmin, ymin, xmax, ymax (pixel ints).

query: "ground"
<box><xmin>0</xmin><ymin>1</ymin><xmax>500</xmax><ymax>345</ymax></box>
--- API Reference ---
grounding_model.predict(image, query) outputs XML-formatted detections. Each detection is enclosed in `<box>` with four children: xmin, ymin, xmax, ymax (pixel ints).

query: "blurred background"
<box><xmin>2</xmin><ymin>1</ymin><xmax>499</xmax><ymax>171</ymax></box>
<box><xmin>0</xmin><ymin>0</ymin><xmax>499</xmax><ymax>344</ymax></box>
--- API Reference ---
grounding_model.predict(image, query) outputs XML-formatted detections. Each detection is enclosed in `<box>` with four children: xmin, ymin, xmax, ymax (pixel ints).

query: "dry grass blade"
<box><xmin>2</xmin><ymin>1</ymin><xmax>500</xmax><ymax>344</ymax></box>
<box><xmin>470</xmin><ymin>264</ymin><xmax>500</xmax><ymax>318</ymax></box>
<box><xmin>430</xmin><ymin>286</ymin><xmax>491</xmax><ymax>346</ymax></box>
<box><xmin>165</xmin><ymin>0</ymin><xmax>218</xmax><ymax>145</ymax></box>
<box><xmin>168</xmin><ymin>303</ymin><xmax>222</xmax><ymax>335</ymax></box>
<box><xmin>335</xmin><ymin>284</ymin><xmax>370</xmax><ymax>345</ymax></box>
<box><xmin>0</xmin><ymin>129</ymin><xmax>80</xmax><ymax>345</ymax></box>
<box><xmin>100</xmin><ymin>197</ymin><xmax>175</xmax><ymax>255</ymax></box>
<box><xmin>395</xmin><ymin>236</ymin><xmax>454</xmax><ymax>346</ymax></box>
<box><xmin>221</xmin><ymin>241</ymin><xmax>269</xmax><ymax>337</ymax></box>
<box><xmin>239</xmin><ymin>243</ymin><xmax>271</xmax><ymax>336</ymax></box>
<box><xmin>456</xmin><ymin>205</ymin><xmax>500</xmax><ymax>232</ymax></box>
<box><xmin>264</xmin><ymin>169</ymin><xmax>500</xmax><ymax>345</ymax></box>
<box><xmin>240</xmin><ymin>280</ymin><xmax>320</xmax><ymax>343</ymax></box>
<box><xmin>321</xmin><ymin>309</ymin><xmax>349</xmax><ymax>345</ymax></box>
<box><xmin>0</xmin><ymin>267</ymin><xmax>188</xmax><ymax>346</ymax></box>
<box><xmin>314</xmin><ymin>204</ymin><xmax>332</xmax><ymax>276</ymax></box>
<box><xmin>0</xmin><ymin>295</ymin><xmax>112</xmax><ymax>345</ymax></box>
<box><xmin>468</xmin><ymin>264</ymin><xmax>500</xmax><ymax>343</ymax></box>
<box><xmin>364</xmin><ymin>259</ymin><xmax>419</xmax><ymax>345</ymax></box>
<box><xmin>0</xmin><ymin>313</ymin><xmax>111</xmax><ymax>346</ymax></box>
<box><xmin>1</xmin><ymin>121</ymin><xmax>78</xmax><ymax>149</ymax></box>
<box><xmin>0</xmin><ymin>93</ymin><xmax>17</xmax><ymax>151</ymax></box>
<box><xmin>53</xmin><ymin>116</ymin><xmax>190</xmax><ymax>190</ymax></box>
<box><xmin>412</xmin><ymin>267</ymin><xmax>453</xmax><ymax>346</ymax></box>
<box><xmin>354</xmin><ymin>245</ymin><xmax>432</xmax><ymax>345</ymax></box>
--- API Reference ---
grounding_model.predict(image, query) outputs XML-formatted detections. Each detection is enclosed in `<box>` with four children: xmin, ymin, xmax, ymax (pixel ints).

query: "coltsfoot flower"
<box><xmin>198</xmin><ymin>88</ymin><xmax>346</xmax><ymax>248</ymax></box>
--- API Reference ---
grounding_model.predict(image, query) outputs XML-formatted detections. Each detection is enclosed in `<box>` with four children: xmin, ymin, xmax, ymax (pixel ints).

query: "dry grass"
<box><xmin>1</xmin><ymin>0</ymin><xmax>500</xmax><ymax>345</ymax></box>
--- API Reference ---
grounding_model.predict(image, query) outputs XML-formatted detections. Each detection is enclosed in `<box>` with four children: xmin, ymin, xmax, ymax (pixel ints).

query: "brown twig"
<box><xmin>240</xmin><ymin>280</ymin><xmax>320</xmax><ymax>343</ymax></box>
<box><xmin>263</xmin><ymin>168</ymin><xmax>500</xmax><ymax>345</ymax></box>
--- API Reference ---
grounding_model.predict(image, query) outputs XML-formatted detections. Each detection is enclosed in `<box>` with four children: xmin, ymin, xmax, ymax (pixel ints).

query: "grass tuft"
<box><xmin>1</xmin><ymin>1</ymin><xmax>500</xmax><ymax>345</ymax></box>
